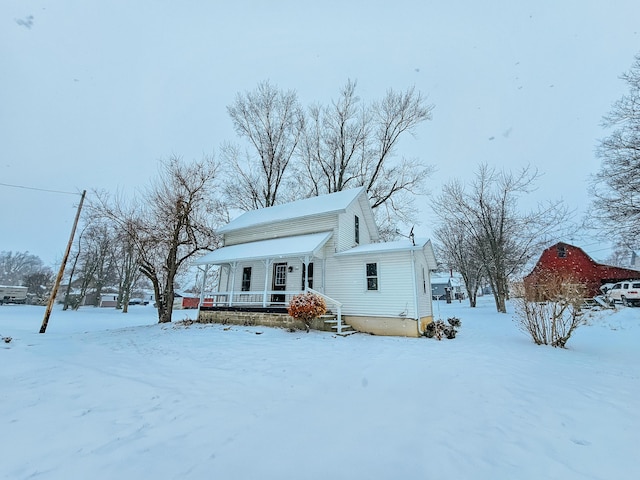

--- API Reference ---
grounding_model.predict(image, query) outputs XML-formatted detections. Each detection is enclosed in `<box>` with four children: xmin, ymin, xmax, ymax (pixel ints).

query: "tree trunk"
<box><xmin>468</xmin><ymin>291</ymin><xmax>477</xmax><ymax>308</ymax></box>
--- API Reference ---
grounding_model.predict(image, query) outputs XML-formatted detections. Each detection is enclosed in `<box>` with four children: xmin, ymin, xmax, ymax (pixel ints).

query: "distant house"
<box><xmin>524</xmin><ymin>242</ymin><xmax>640</xmax><ymax>298</ymax></box>
<box><xmin>99</xmin><ymin>293</ymin><xmax>118</xmax><ymax>308</ymax></box>
<box><xmin>194</xmin><ymin>187</ymin><xmax>438</xmax><ymax>337</ymax></box>
<box><xmin>430</xmin><ymin>273</ymin><xmax>465</xmax><ymax>301</ymax></box>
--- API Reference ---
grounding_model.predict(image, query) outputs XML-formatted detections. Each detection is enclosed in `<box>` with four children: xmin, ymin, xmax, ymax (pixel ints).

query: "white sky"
<box><xmin>1</xmin><ymin>0</ymin><xmax>639</xmax><ymax>266</ymax></box>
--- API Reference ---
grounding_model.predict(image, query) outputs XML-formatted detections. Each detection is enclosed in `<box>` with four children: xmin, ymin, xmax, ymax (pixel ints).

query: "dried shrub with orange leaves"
<box><xmin>287</xmin><ymin>292</ymin><xmax>327</xmax><ymax>331</ymax></box>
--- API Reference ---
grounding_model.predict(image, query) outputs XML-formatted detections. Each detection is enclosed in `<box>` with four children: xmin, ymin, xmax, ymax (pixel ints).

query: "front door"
<box><xmin>271</xmin><ymin>262</ymin><xmax>287</xmax><ymax>304</ymax></box>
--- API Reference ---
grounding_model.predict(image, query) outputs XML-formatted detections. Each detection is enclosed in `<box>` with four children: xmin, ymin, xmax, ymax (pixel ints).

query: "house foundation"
<box><xmin>345</xmin><ymin>315</ymin><xmax>434</xmax><ymax>337</ymax></box>
<box><xmin>197</xmin><ymin>308</ymin><xmax>434</xmax><ymax>338</ymax></box>
<box><xmin>197</xmin><ymin>308</ymin><xmax>335</xmax><ymax>332</ymax></box>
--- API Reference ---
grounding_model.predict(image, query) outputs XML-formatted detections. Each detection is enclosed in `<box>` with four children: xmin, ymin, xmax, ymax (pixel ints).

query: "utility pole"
<box><xmin>40</xmin><ymin>190</ymin><xmax>86</xmax><ymax>333</ymax></box>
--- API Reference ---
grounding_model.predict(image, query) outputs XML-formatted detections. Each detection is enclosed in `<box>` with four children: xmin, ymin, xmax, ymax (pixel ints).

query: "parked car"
<box><xmin>606</xmin><ymin>281</ymin><xmax>640</xmax><ymax>306</ymax></box>
<box><xmin>127</xmin><ymin>298</ymin><xmax>148</xmax><ymax>306</ymax></box>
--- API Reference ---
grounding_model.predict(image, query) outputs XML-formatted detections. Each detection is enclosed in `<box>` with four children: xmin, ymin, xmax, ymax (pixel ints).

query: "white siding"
<box><xmin>415</xmin><ymin>255</ymin><xmax>433</xmax><ymax>318</ymax></box>
<box><xmin>336</xmin><ymin>202</ymin><xmax>374</xmax><ymax>252</ymax></box>
<box><xmin>224</xmin><ymin>213</ymin><xmax>338</xmax><ymax>246</ymax></box>
<box><xmin>324</xmin><ymin>251</ymin><xmax>419</xmax><ymax>318</ymax></box>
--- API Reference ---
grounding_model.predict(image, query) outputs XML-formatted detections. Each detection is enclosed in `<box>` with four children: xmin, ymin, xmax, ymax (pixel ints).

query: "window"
<box><xmin>274</xmin><ymin>264</ymin><xmax>287</xmax><ymax>287</ymax></box>
<box><xmin>366</xmin><ymin>262</ymin><xmax>378</xmax><ymax>291</ymax></box>
<box><xmin>302</xmin><ymin>262</ymin><xmax>314</xmax><ymax>289</ymax></box>
<box><xmin>422</xmin><ymin>267</ymin><xmax>427</xmax><ymax>294</ymax></box>
<box><xmin>355</xmin><ymin>215</ymin><xmax>360</xmax><ymax>244</ymax></box>
<box><xmin>557</xmin><ymin>245</ymin><xmax>567</xmax><ymax>258</ymax></box>
<box><xmin>241</xmin><ymin>267</ymin><xmax>252</xmax><ymax>291</ymax></box>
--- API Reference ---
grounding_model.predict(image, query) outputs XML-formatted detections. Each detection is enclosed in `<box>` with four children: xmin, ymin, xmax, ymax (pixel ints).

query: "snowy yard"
<box><xmin>1</xmin><ymin>297</ymin><xmax>639</xmax><ymax>479</ymax></box>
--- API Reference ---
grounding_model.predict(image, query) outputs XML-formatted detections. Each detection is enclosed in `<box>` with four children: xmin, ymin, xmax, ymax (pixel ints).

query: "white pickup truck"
<box><xmin>605</xmin><ymin>280</ymin><xmax>640</xmax><ymax>307</ymax></box>
<box><xmin>0</xmin><ymin>285</ymin><xmax>28</xmax><ymax>304</ymax></box>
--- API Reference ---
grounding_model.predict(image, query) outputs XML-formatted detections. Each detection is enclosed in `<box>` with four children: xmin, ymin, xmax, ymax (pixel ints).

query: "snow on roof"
<box><xmin>218</xmin><ymin>187</ymin><xmax>366</xmax><ymax>233</ymax></box>
<box><xmin>335</xmin><ymin>238</ymin><xmax>428</xmax><ymax>256</ymax></box>
<box><xmin>430</xmin><ymin>274</ymin><xmax>453</xmax><ymax>282</ymax></box>
<box><xmin>335</xmin><ymin>238</ymin><xmax>438</xmax><ymax>268</ymax></box>
<box><xmin>194</xmin><ymin>231</ymin><xmax>333</xmax><ymax>265</ymax></box>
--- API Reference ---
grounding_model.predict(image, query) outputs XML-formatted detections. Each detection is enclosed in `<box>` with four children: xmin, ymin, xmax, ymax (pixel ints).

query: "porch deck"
<box><xmin>197</xmin><ymin>289</ymin><xmax>351</xmax><ymax>334</ymax></box>
<box><xmin>198</xmin><ymin>290</ymin><xmax>305</xmax><ymax>309</ymax></box>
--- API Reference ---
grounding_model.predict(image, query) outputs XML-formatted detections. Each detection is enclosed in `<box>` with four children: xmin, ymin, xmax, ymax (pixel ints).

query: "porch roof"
<box><xmin>194</xmin><ymin>231</ymin><xmax>333</xmax><ymax>265</ymax></box>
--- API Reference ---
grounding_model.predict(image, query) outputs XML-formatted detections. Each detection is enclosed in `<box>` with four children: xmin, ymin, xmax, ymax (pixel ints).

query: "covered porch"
<box><xmin>193</xmin><ymin>232</ymin><xmax>348</xmax><ymax>332</ymax></box>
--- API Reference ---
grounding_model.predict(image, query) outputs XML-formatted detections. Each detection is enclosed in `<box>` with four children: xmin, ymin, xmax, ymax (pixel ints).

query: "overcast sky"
<box><xmin>1</xmin><ymin>0</ymin><xmax>639</xmax><ymax>266</ymax></box>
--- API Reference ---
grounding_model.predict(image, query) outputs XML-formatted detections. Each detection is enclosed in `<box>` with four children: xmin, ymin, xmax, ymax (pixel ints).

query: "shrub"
<box><xmin>513</xmin><ymin>275</ymin><xmax>586</xmax><ymax>348</ymax></box>
<box><xmin>287</xmin><ymin>292</ymin><xmax>327</xmax><ymax>332</ymax></box>
<box><xmin>424</xmin><ymin>318</ymin><xmax>460</xmax><ymax>340</ymax></box>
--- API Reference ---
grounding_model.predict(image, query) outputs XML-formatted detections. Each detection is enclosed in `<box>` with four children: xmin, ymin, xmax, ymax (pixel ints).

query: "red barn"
<box><xmin>524</xmin><ymin>242</ymin><xmax>640</xmax><ymax>298</ymax></box>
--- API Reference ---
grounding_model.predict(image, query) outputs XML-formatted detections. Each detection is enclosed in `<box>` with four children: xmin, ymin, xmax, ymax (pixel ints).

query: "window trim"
<box><xmin>302</xmin><ymin>262</ymin><xmax>314</xmax><ymax>290</ymax></box>
<box><xmin>241</xmin><ymin>266</ymin><xmax>252</xmax><ymax>292</ymax></box>
<box><xmin>366</xmin><ymin>262</ymin><xmax>378</xmax><ymax>291</ymax></box>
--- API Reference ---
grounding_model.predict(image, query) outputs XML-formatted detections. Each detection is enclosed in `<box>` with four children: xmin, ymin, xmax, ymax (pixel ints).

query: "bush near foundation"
<box><xmin>424</xmin><ymin>317</ymin><xmax>461</xmax><ymax>340</ymax></box>
<box><xmin>287</xmin><ymin>292</ymin><xmax>327</xmax><ymax>332</ymax></box>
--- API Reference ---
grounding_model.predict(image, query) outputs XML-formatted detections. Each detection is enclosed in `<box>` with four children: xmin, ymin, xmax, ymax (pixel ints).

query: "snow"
<box><xmin>217</xmin><ymin>187</ymin><xmax>365</xmax><ymax>233</ymax></box>
<box><xmin>194</xmin><ymin>231</ymin><xmax>333</xmax><ymax>265</ymax></box>
<box><xmin>1</xmin><ymin>298</ymin><xmax>639</xmax><ymax>479</ymax></box>
<box><xmin>335</xmin><ymin>238</ymin><xmax>429</xmax><ymax>255</ymax></box>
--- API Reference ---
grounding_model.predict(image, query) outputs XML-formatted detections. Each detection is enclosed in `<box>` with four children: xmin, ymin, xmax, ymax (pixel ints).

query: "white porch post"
<box><xmin>303</xmin><ymin>255</ymin><xmax>310</xmax><ymax>291</ymax></box>
<box><xmin>198</xmin><ymin>264</ymin><xmax>210</xmax><ymax>312</ymax></box>
<box><xmin>262</xmin><ymin>258</ymin><xmax>271</xmax><ymax>307</ymax></box>
<box><xmin>228</xmin><ymin>261</ymin><xmax>237</xmax><ymax>307</ymax></box>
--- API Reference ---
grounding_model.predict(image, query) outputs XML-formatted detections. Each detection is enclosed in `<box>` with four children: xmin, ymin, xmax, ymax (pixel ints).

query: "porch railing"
<box><xmin>199</xmin><ymin>290</ymin><xmax>304</xmax><ymax>308</ymax></box>
<box><xmin>199</xmin><ymin>288</ymin><xmax>346</xmax><ymax>334</ymax></box>
<box><xmin>307</xmin><ymin>288</ymin><xmax>344</xmax><ymax>334</ymax></box>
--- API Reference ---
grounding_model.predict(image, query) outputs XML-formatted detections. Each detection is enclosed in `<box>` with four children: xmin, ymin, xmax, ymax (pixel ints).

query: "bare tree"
<box><xmin>85</xmin><ymin>220</ymin><xmax>116</xmax><ymax>307</ymax></box>
<box><xmin>0</xmin><ymin>251</ymin><xmax>45</xmax><ymax>285</ymax></box>
<box><xmin>434</xmin><ymin>219</ymin><xmax>484</xmax><ymax>307</ymax></box>
<box><xmin>113</xmin><ymin>219</ymin><xmax>142</xmax><ymax>312</ymax></box>
<box><xmin>299</xmin><ymin>79</ymin><xmax>369</xmax><ymax>195</ymax></box>
<box><xmin>224</xmin><ymin>80</ymin><xmax>305</xmax><ymax>209</ymax></box>
<box><xmin>433</xmin><ymin>164</ymin><xmax>571</xmax><ymax>313</ymax></box>
<box><xmin>62</xmin><ymin>228</ymin><xmax>84</xmax><ymax>311</ymax></box>
<box><xmin>60</xmin><ymin>218</ymin><xmax>116</xmax><ymax>310</ymax></box>
<box><xmin>590</xmin><ymin>53</ymin><xmax>640</xmax><ymax>250</ymax></box>
<box><xmin>95</xmin><ymin>155</ymin><xmax>222</xmax><ymax>324</ymax></box>
<box><xmin>22</xmin><ymin>269</ymin><xmax>54</xmax><ymax>302</ymax></box>
<box><xmin>298</xmin><ymin>81</ymin><xmax>434</xmax><ymax>239</ymax></box>
<box><xmin>225</xmin><ymin>80</ymin><xmax>434</xmax><ymax>237</ymax></box>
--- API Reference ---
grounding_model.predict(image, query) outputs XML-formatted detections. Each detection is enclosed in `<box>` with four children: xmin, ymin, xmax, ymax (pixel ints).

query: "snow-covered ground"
<box><xmin>1</xmin><ymin>297</ymin><xmax>639</xmax><ymax>479</ymax></box>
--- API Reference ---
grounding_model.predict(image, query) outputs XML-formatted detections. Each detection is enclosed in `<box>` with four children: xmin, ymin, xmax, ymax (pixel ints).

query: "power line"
<box><xmin>0</xmin><ymin>182</ymin><xmax>81</xmax><ymax>196</ymax></box>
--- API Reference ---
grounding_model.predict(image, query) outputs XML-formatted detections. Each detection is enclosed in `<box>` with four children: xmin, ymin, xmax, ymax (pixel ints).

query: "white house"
<box><xmin>194</xmin><ymin>187</ymin><xmax>438</xmax><ymax>337</ymax></box>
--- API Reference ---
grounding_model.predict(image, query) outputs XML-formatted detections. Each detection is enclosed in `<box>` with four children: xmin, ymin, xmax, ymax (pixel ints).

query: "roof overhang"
<box><xmin>193</xmin><ymin>231</ymin><xmax>333</xmax><ymax>266</ymax></box>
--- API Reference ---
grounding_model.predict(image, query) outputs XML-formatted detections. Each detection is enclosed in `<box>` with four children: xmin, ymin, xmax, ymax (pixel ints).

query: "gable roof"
<box><xmin>218</xmin><ymin>187</ymin><xmax>377</xmax><ymax>239</ymax></box>
<box><xmin>194</xmin><ymin>231</ymin><xmax>333</xmax><ymax>265</ymax></box>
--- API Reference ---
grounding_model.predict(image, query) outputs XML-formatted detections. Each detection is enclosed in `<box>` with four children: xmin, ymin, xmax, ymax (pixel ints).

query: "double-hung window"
<box><xmin>366</xmin><ymin>262</ymin><xmax>378</xmax><ymax>291</ymax></box>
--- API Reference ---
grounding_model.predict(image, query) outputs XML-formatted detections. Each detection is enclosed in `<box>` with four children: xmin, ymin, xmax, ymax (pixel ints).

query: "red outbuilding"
<box><xmin>524</xmin><ymin>242</ymin><xmax>640</xmax><ymax>298</ymax></box>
